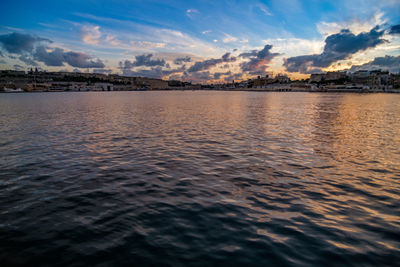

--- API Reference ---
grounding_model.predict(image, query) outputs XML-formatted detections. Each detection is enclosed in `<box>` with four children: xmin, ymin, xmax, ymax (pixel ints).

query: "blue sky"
<box><xmin>0</xmin><ymin>0</ymin><xmax>399</xmax><ymax>82</ymax></box>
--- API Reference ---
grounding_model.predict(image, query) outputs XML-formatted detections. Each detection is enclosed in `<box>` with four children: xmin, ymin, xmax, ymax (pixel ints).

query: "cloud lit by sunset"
<box><xmin>0</xmin><ymin>0</ymin><xmax>399</xmax><ymax>83</ymax></box>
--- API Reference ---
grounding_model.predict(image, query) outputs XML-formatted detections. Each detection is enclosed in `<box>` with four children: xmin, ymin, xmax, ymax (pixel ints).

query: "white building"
<box><xmin>93</xmin><ymin>83</ymin><xmax>114</xmax><ymax>91</ymax></box>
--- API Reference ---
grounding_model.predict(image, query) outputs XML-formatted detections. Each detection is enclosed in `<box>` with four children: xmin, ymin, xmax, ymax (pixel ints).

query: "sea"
<box><xmin>0</xmin><ymin>91</ymin><xmax>399</xmax><ymax>266</ymax></box>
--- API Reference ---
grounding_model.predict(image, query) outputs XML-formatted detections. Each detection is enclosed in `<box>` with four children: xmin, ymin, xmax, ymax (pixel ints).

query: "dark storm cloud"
<box><xmin>93</xmin><ymin>69</ymin><xmax>113</xmax><ymax>74</ymax></box>
<box><xmin>0</xmin><ymin>32</ymin><xmax>50</xmax><ymax>54</ymax></box>
<box><xmin>34</xmin><ymin>47</ymin><xmax>64</xmax><ymax>66</ymax></box>
<box><xmin>188</xmin><ymin>52</ymin><xmax>236</xmax><ymax>72</ymax></box>
<box><xmin>0</xmin><ymin>32</ymin><xmax>106</xmax><ymax>69</ymax></box>
<box><xmin>19</xmin><ymin>55</ymin><xmax>38</xmax><ymax>66</ymax></box>
<box><xmin>389</xmin><ymin>24</ymin><xmax>400</xmax><ymax>35</ymax></box>
<box><xmin>349</xmin><ymin>55</ymin><xmax>400</xmax><ymax>73</ymax></box>
<box><xmin>239</xmin><ymin>44</ymin><xmax>279</xmax><ymax>60</ymax></box>
<box><xmin>34</xmin><ymin>46</ymin><xmax>105</xmax><ymax>68</ymax></box>
<box><xmin>213</xmin><ymin>71</ymin><xmax>231</xmax><ymax>79</ymax></box>
<box><xmin>13</xmin><ymin>64</ymin><xmax>24</xmax><ymax>70</ymax></box>
<box><xmin>121</xmin><ymin>65</ymin><xmax>185</xmax><ymax>79</ymax></box>
<box><xmin>63</xmin><ymin>51</ymin><xmax>104</xmax><ymax>68</ymax></box>
<box><xmin>163</xmin><ymin>65</ymin><xmax>186</xmax><ymax>75</ymax></box>
<box><xmin>194</xmin><ymin>71</ymin><xmax>211</xmax><ymax>80</ymax></box>
<box><xmin>124</xmin><ymin>54</ymin><xmax>166</xmax><ymax>67</ymax></box>
<box><xmin>174</xmin><ymin>56</ymin><xmax>191</xmax><ymax>65</ymax></box>
<box><xmin>186</xmin><ymin>71</ymin><xmax>213</xmax><ymax>80</ymax></box>
<box><xmin>239</xmin><ymin>44</ymin><xmax>280</xmax><ymax>74</ymax></box>
<box><xmin>122</xmin><ymin>67</ymin><xmax>163</xmax><ymax>78</ymax></box>
<box><xmin>284</xmin><ymin>27</ymin><xmax>386</xmax><ymax>73</ymax></box>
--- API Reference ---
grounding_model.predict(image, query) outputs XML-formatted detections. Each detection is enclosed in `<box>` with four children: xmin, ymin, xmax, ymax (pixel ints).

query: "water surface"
<box><xmin>0</xmin><ymin>91</ymin><xmax>399</xmax><ymax>266</ymax></box>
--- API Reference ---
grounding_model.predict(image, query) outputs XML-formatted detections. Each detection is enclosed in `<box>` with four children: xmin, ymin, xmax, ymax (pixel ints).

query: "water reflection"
<box><xmin>0</xmin><ymin>91</ymin><xmax>399</xmax><ymax>266</ymax></box>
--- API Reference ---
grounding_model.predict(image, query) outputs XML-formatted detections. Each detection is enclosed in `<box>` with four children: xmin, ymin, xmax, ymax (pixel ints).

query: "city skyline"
<box><xmin>0</xmin><ymin>0</ymin><xmax>400</xmax><ymax>83</ymax></box>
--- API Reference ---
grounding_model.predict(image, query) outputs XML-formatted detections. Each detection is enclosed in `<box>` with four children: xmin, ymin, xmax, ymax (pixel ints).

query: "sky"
<box><xmin>0</xmin><ymin>0</ymin><xmax>399</xmax><ymax>83</ymax></box>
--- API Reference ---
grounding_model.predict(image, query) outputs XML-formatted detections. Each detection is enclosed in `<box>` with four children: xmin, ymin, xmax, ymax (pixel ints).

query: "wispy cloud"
<box><xmin>130</xmin><ymin>41</ymin><xmax>165</xmax><ymax>51</ymax></box>
<box><xmin>256</xmin><ymin>3</ymin><xmax>273</xmax><ymax>16</ymax></box>
<box><xmin>222</xmin><ymin>33</ymin><xmax>238</xmax><ymax>43</ymax></box>
<box><xmin>72</xmin><ymin>13</ymin><xmax>221</xmax><ymax>56</ymax></box>
<box><xmin>186</xmin><ymin>9</ymin><xmax>199</xmax><ymax>18</ymax></box>
<box><xmin>105</xmin><ymin>34</ymin><xmax>120</xmax><ymax>46</ymax></box>
<box><xmin>317</xmin><ymin>12</ymin><xmax>387</xmax><ymax>37</ymax></box>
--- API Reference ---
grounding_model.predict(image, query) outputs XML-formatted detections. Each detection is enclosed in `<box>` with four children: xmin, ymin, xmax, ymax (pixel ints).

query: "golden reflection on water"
<box><xmin>18</xmin><ymin>92</ymin><xmax>400</xmax><ymax>232</ymax></box>
<box><xmin>0</xmin><ymin>91</ymin><xmax>400</xmax><ymax>262</ymax></box>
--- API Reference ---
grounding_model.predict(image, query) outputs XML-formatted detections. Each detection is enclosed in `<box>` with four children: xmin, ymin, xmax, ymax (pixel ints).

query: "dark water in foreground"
<box><xmin>0</xmin><ymin>91</ymin><xmax>399</xmax><ymax>266</ymax></box>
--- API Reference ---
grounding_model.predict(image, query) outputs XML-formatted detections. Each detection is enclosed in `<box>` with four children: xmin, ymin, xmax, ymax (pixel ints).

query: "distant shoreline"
<box><xmin>2</xmin><ymin>88</ymin><xmax>400</xmax><ymax>94</ymax></box>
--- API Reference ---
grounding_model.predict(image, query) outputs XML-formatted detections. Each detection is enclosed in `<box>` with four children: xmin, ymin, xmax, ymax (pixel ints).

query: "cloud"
<box><xmin>174</xmin><ymin>56</ymin><xmax>191</xmax><ymax>65</ymax></box>
<box><xmin>389</xmin><ymin>24</ymin><xmax>400</xmax><ymax>35</ymax></box>
<box><xmin>255</xmin><ymin>3</ymin><xmax>272</xmax><ymax>16</ymax></box>
<box><xmin>19</xmin><ymin>55</ymin><xmax>38</xmax><ymax>66</ymax></box>
<box><xmin>60</xmin><ymin>51</ymin><xmax>104</xmax><ymax>68</ymax></box>
<box><xmin>284</xmin><ymin>27</ymin><xmax>387</xmax><ymax>73</ymax></box>
<box><xmin>74</xmin><ymin>13</ymin><xmax>221</xmax><ymax>55</ymax></box>
<box><xmin>122</xmin><ymin>67</ymin><xmax>163</xmax><ymax>78</ymax></box>
<box><xmin>93</xmin><ymin>68</ymin><xmax>113</xmax><ymax>74</ymax></box>
<box><xmin>179</xmin><ymin>71</ymin><xmax>214</xmax><ymax>82</ymax></box>
<box><xmin>0</xmin><ymin>32</ymin><xmax>108</xmax><ymax>69</ymax></box>
<box><xmin>224</xmin><ymin>72</ymin><xmax>243</xmax><ymax>82</ymax></box>
<box><xmin>119</xmin><ymin>53</ymin><xmax>186</xmax><ymax>78</ymax></box>
<box><xmin>349</xmin><ymin>55</ymin><xmax>400</xmax><ymax>73</ymax></box>
<box><xmin>133</xmin><ymin>54</ymin><xmax>165</xmax><ymax>67</ymax></box>
<box><xmin>34</xmin><ymin>46</ymin><xmax>105</xmax><ymax>68</ymax></box>
<box><xmin>120</xmin><ymin>65</ymin><xmax>185</xmax><ymax>79</ymax></box>
<box><xmin>187</xmin><ymin>52</ymin><xmax>236</xmax><ymax>72</ymax></box>
<box><xmin>33</xmin><ymin>47</ymin><xmax>67</xmax><ymax>66</ymax></box>
<box><xmin>191</xmin><ymin>71</ymin><xmax>212</xmax><ymax>80</ymax></box>
<box><xmin>186</xmin><ymin>9</ymin><xmax>199</xmax><ymax>18</ymax></box>
<box><xmin>222</xmin><ymin>33</ymin><xmax>238</xmax><ymax>43</ymax></box>
<box><xmin>202</xmin><ymin>30</ymin><xmax>211</xmax><ymax>35</ymax></box>
<box><xmin>81</xmin><ymin>25</ymin><xmax>101</xmax><ymax>45</ymax></box>
<box><xmin>105</xmin><ymin>34</ymin><xmax>120</xmax><ymax>46</ymax></box>
<box><xmin>317</xmin><ymin>12</ymin><xmax>386</xmax><ymax>37</ymax></box>
<box><xmin>130</xmin><ymin>41</ymin><xmax>165</xmax><ymax>50</ymax></box>
<box><xmin>0</xmin><ymin>32</ymin><xmax>50</xmax><ymax>54</ymax></box>
<box><xmin>213</xmin><ymin>71</ymin><xmax>232</xmax><ymax>80</ymax></box>
<box><xmin>239</xmin><ymin>44</ymin><xmax>280</xmax><ymax>75</ymax></box>
<box><xmin>121</xmin><ymin>54</ymin><xmax>165</xmax><ymax>69</ymax></box>
<box><xmin>13</xmin><ymin>64</ymin><xmax>24</xmax><ymax>70</ymax></box>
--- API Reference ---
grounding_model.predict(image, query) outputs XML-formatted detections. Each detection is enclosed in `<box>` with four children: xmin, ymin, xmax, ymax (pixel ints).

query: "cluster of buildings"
<box><xmin>309</xmin><ymin>70</ymin><xmax>400</xmax><ymax>92</ymax></box>
<box><xmin>1</xmin><ymin>68</ymin><xmax>399</xmax><ymax>93</ymax></box>
<box><xmin>0</xmin><ymin>69</ymin><xmax>200</xmax><ymax>92</ymax></box>
<box><xmin>205</xmin><ymin>71</ymin><xmax>399</xmax><ymax>92</ymax></box>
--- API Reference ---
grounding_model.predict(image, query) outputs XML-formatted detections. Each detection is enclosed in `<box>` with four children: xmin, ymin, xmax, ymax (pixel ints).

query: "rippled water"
<box><xmin>0</xmin><ymin>91</ymin><xmax>399</xmax><ymax>266</ymax></box>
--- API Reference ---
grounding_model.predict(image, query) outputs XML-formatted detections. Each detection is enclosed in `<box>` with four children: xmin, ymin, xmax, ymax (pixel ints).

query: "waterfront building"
<box><xmin>93</xmin><ymin>83</ymin><xmax>114</xmax><ymax>91</ymax></box>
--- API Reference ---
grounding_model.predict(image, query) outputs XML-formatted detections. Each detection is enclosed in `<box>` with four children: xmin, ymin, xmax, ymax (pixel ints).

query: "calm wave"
<box><xmin>0</xmin><ymin>91</ymin><xmax>399</xmax><ymax>266</ymax></box>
